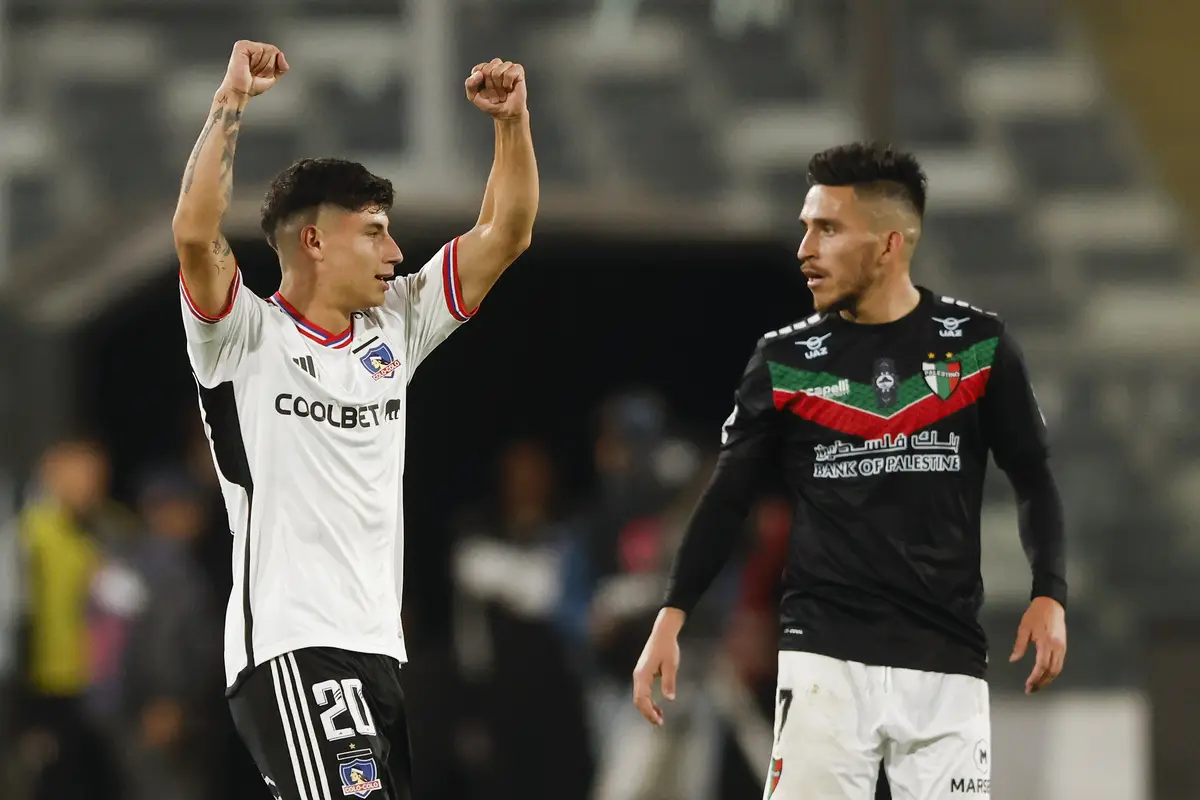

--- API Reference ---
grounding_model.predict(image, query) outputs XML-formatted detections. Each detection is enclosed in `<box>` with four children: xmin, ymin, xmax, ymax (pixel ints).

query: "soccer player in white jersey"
<box><xmin>171</xmin><ymin>41</ymin><xmax>537</xmax><ymax>800</ymax></box>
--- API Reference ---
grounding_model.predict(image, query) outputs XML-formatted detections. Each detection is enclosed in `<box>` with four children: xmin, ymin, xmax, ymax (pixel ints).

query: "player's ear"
<box><xmin>299</xmin><ymin>224</ymin><xmax>324</xmax><ymax>260</ymax></box>
<box><xmin>880</xmin><ymin>229</ymin><xmax>905</xmax><ymax>262</ymax></box>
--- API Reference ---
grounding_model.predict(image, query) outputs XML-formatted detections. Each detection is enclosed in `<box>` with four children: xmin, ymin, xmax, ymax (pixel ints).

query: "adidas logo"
<box><xmin>293</xmin><ymin>355</ymin><xmax>316</xmax><ymax>378</ymax></box>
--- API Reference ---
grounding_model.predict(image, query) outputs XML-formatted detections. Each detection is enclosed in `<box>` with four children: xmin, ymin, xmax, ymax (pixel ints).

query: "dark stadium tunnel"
<box><xmin>74</xmin><ymin>232</ymin><xmax>811</xmax><ymax>638</ymax></box>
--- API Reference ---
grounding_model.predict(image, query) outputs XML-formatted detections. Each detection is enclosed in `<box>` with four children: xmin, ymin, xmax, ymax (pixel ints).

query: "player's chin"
<box><xmin>809</xmin><ymin>283</ymin><xmax>843</xmax><ymax>313</ymax></box>
<box><xmin>363</xmin><ymin>280</ymin><xmax>389</xmax><ymax>307</ymax></box>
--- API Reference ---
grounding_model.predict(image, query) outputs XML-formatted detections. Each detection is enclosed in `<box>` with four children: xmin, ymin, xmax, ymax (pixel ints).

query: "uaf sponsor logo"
<box><xmin>799</xmin><ymin>332</ymin><xmax>831</xmax><ymax>359</ymax></box>
<box><xmin>934</xmin><ymin>316</ymin><xmax>970</xmax><ymax>338</ymax></box>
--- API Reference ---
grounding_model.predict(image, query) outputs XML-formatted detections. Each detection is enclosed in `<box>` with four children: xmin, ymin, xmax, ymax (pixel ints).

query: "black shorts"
<box><xmin>228</xmin><ymin>647</ymin><xmax>411</xmax><ymax>800</ymax></box>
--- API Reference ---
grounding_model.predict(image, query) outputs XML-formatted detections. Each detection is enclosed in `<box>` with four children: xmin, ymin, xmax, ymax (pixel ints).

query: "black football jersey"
<box><xmin>670</xmin><ymin>288</ymin><xmax>1063</xmax><ymax>678</ymax></box>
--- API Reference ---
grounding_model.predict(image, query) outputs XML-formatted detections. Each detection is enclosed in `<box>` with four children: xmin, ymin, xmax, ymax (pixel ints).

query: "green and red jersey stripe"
<box><xmin>768</xmin><ymin>337</ymin><xmax>998</xmax><ymax>439</ymax></box>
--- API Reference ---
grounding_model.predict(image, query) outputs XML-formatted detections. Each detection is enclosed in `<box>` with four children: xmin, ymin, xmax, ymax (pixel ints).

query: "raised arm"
<box><xmin>454</xmin><ymin>58</ymin><xmax>540</xmax><ymax>312</ymax></box>
<box><xmin>172</xmin><ymin>41</ymin><xmax>288</xmax><ymax>319</ymax></box>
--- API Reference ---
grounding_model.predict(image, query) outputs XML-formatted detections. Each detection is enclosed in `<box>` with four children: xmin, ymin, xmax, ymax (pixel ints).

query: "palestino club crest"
<box><xmin>360</xmin><ymin>342</ymin><xmax>401</xmax><ymax>381</ymax></box>
<box><xmin>768</xmin><ymin>757</ymin><xmax>783</xmax><ymax>797</ymax></box>
<box><xmin>922</xmin><ymin>359</ymin><xmax>961</xmax><ymax>400</ymax></box>
<box><xmin>339</xmin><ymin>757</ymin><xmax>382</xmax><ymax>798</ymax></box>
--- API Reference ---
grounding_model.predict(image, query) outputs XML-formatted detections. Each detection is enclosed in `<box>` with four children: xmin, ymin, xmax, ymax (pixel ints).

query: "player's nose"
<box><xmin>796</xmin><ymin>230</ymin><xmax>818</xmax><ymax>262</ymax></box>
<box><xmin>385</xmin><ymin>236</ymin><xmax>403</xmax><ymax>265</ymax></box>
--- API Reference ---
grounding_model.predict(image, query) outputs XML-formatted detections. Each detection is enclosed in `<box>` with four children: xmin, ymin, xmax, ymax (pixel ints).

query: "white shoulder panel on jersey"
<box><xmin>937</xmin><ymin>295</ymin><xmax>999</xmax><ymax>318</ymax></box>
<box><xmin>762</xmin><ymin>312</ymin><xmax>829</xmax><ymax>341</ymax></box>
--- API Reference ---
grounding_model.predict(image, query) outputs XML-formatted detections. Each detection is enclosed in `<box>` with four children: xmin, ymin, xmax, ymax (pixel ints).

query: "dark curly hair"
<box><xmin>807</xmin><ymin>143</ymin><xmax>928</xmax><ymax>218</ymax></box>
<box><xmin>260</xmin><ymin>158</ymin><xmax>395</xmax><ymax>247</ymax></box>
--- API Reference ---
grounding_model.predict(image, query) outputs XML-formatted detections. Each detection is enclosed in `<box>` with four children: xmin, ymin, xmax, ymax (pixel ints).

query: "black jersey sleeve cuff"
<box><xmin>1032</xmin><ymin>574</ymin><xmax>1068</xmax><ymax>609</ymax></box>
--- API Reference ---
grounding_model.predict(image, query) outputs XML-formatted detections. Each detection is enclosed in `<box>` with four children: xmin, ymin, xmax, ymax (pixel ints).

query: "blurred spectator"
<box><xmin>397</xmin><ymin>600</ymin><xmax>470</xmax><ymax>800</ymax></box>
<box><xmin>724</xmin><ymin>495</ymin><xmax>792</xmax><ymax>702</ymax></box>
<box><xmin>563</xmin><ymin>392</ymin><xmax>734</xmax><ymax>800</ymax></box>
<box><xmin>716</xmin><ymin>494</ymin><xmax>792</xmax><ymax>797</ymax></box>
<box><xmin>118</xmin><ymin>469</ymin><xmax>223</xmax><ymax>800</ymax></box>
<box><xmin>0</xmin><ymin>513</ymin><xmax>20</xmax><ymax>794</ymax></box>
<box><xmin>12</xmin><ymin>437</ymin><xmax>133</xmax><ymax>800</ymax></box>
<box><xmin>452</xmin><ymin>439</ymin><xmax>593</xmax><ymax>800</ymax></box>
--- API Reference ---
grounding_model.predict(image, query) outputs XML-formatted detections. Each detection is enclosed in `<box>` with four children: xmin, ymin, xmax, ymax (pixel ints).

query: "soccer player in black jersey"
<box><xmin>632</xmin><ymin>143</ymin><xmax>1066</xmax><ymax>800</ymax></box>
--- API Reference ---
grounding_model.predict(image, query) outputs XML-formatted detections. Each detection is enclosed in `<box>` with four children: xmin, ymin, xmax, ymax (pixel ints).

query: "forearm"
<box><xmin>475</xmin><ymin>127</ymin><xmax>500</xmax><ymax>227</ymax></box>
<box><xmin>1009</xmin><ymin>459</ymin><xmax>1067</xmax><ymax>607</ymax></box>
<box><xmin>482</xmin><ymin>115</ymin><xmax>538</xmax><ymax>248</ymax></box>
<box><xmin>455</xmin><ymin>114</ymin><xmax>539</xmax><ymax>309</ymax></box>
<box><xmin>172</xmin><ymin>88</ymin><xmax>248</xmax><ymax>244</ymax></box>
<box><xmin>663</xmin><ymin>453</ymin><xmax>761</xmax><ymax>616</ymax></box>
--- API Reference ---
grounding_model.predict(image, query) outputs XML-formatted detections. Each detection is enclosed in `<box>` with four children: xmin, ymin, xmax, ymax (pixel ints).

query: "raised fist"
<box><xmin>465</xmin><ymin>58</ymin><xmax>528</xmax><ymax>120</ymax></box>
<box><xmin>223</xmin><ymin>40</ymin><xmax>289</xmax><ymax>99</ymax></box>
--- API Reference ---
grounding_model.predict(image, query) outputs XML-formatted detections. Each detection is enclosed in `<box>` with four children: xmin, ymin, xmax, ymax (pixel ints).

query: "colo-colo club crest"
<box><xmin>922</xmin><ymin>357</ymin><xmax>961</xmax><ymax>400</ymax></box>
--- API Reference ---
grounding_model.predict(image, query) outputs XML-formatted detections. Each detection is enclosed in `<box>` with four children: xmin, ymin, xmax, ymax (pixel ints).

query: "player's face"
<box><xmin>321</xmin><ymin>207</ymin><xmax>403</xmax><ymax>310</ymax></box>
<box><xmin>796</xmin><ymin>185</ymin><xmax>885</xmax><ymax>313</ymax></box>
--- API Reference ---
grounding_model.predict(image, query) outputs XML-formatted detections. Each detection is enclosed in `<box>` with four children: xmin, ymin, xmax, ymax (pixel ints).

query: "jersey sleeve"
<box><xmin>179</xmin><ymin>267</ymin><xmax>267</xmax><ymax>387</ymax></box>
<box><xmin>979</xmin><ymin>329</ymin><xmax>1049</xmax><ymax>471</ymax></box>
<box><xmin>386</xmin><ymin>237</ymin><xmax>476</xmax><ymax>376</ymax></box>
<box><xmin>980</xmin><ymin>329</ymin><xmax>1068</xmax><ymax>606</ymax></box>
<box><xmin>717</xmin><ymin>339</ymin><xmax>779</xmax><ymax>457</ymax></box>
<box><xmin>663</xmin><ymin>340</ymin><xmax>780</xmax><ymax>614</ymax></box>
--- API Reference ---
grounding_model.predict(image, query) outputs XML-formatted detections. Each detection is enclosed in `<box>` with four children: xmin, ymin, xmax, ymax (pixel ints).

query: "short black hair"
<box><xmin>260</xmin><ymin>158</ymin><xmax>395</xmax><ymax>247</ymax></box>
<box><xmin>807</xmin><ymin>142</ymin><xmax>928</xmax><ymax>217</ymax></box>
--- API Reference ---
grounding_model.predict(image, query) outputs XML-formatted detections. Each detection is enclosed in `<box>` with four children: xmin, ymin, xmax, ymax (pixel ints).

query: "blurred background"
<box><xmin>0</xmin><ymin>0</ymin><xmax>1197</xmax><ymax>798</ymax></box>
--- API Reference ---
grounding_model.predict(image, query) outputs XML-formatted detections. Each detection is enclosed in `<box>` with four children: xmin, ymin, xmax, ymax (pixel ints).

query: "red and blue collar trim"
<box><xmin>270</xmin><ymin>292</ymin><xmax>353</xmax><ymax>348</ymax></box>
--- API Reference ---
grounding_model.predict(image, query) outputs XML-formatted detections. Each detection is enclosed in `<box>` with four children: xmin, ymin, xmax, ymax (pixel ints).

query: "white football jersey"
<box><xmin>180</xmin><ymin>237</ymin><xmax>473</xmax><ymax>690</ymax></box>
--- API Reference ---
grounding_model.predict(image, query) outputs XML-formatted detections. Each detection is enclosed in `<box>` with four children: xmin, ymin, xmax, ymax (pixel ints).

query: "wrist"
<box><xmin>654</xmin><ymin>607</ymin><xmax>686</xmax><ymax>637</ymax></box>
<box><xmin>214</xmin><ymin>84</ymin><xmax>252</xmax><ymax>111</ymax></box>
<box><xmin>494</xmin><ymin>112</ymin><xmax>529</xmax><ymax>128</ymax></box>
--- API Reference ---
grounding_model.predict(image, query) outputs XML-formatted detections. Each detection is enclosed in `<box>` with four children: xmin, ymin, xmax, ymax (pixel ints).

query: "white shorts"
<box><xmin>764</xmin><ymin>651</ymin><xmax>991</xmax><ymax>800</ymax></box>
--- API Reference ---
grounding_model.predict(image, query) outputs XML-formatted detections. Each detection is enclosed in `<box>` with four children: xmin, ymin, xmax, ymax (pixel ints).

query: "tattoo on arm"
<box><xmin>211</xmin><ymin>237</ymin><xmax>234</xmax><ymax>263</ymax></box>
<box><xmin>182</xmin><ymin>107</ymin><xmax>223</xmax><ymax>195</ymax></box>
<box><xmin>218</xmin><ymin>109</ymin><xmax>243</xmax><ymax>205</ymax></box>
<box><xmin>180</xmin><ymin>105</ymin><xmax>243</xmax><ymax>199</ymax></box>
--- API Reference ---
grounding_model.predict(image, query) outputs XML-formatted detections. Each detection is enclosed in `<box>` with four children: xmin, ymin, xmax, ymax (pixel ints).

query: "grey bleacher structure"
<box><xmin>2</xmin><ymin>0</ymin><xmax>1197</xmax><ymax>688</ymax></box>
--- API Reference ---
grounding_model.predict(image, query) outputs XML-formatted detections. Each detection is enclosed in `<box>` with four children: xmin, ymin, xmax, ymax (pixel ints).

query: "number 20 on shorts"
<box><xmin>312</xmin><ymin>678</ymin><xmax>377</xmax><ymax>741</ymax></box>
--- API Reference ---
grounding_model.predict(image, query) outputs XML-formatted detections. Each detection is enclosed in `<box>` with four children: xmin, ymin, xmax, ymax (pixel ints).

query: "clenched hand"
<box><xmin>465</xmin><ymin>58</ymin><xmax>528</xmax><ymax>120</ymax></box>
<box><xmin>223</xmin><ymin>40</ymin><xmax>289</xmax><ymax>99</ymax></box>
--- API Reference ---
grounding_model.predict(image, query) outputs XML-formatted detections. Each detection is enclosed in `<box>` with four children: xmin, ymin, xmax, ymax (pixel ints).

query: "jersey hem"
<box><xmin>181</xmin><ymin>266</ymin><xmax>241</xmax><ymax>323</ymax></box>
<box><xmin>780</xmin><ymin>632</ymin><xmax>987</xmax><ymax>680</ymax></box>
<box><xmin>226</xmin><ymin>634</ymin><xmax>408</xmax><ymax>689</ymax></box>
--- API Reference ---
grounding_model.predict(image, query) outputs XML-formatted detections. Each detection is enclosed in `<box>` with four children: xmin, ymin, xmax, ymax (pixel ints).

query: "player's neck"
<box><xmin>276</xmin><ymin>278</ymin><xmax>353</xmax><ymax>334</ymax></box>
<box><xmin>839</xmin><ymin>274</ymin><xmax>921</xmax><ymax>325</ymax></box>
